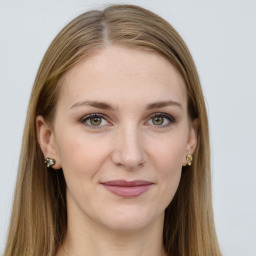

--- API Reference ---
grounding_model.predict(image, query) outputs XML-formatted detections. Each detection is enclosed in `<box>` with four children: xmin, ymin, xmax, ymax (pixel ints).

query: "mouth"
<box><xmin>100</xmin><ymin>180</ymin><xmax>154</xmax><ymax>198</ymax></box>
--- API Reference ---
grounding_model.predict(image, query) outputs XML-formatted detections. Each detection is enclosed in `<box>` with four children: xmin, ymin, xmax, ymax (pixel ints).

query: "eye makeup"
<box><xmin>80</xmin><ymin>112</ymin><xmax>176</xmax><ymax>130</ymax></box>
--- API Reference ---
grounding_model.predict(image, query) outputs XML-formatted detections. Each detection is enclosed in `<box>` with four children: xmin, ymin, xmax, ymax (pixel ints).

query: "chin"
<box><xmin>97</xmin><ymin>205</ymin><xmax>164</xmax><ymax>233</ymax></box>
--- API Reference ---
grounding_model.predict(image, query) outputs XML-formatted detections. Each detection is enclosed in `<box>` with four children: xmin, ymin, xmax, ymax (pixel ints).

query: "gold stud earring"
<box><xmin>44</xmin><ymin>158</ymin><xmax>56</xmax><ymax>168</ymax></box>
<box><xmin>186</xmin><ymin>154</ymin><xmax>193</xmax><ymax>166</ymax></box>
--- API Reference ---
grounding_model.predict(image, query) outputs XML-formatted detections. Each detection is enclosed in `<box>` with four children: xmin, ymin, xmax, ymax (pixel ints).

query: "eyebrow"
<box><xmin>146</xmin><ymin>100</ymin><xmax>183</xmax><ymax>110</ymax></box>
<box><xmin>70</xmin><ymin>100</ymin><xmax>183</xmax><ymax>111</ymax></box>
<box><xmin>70</xmin><ymin>100</ymin><xmax>116</xmax><ymax>111</ymax></box>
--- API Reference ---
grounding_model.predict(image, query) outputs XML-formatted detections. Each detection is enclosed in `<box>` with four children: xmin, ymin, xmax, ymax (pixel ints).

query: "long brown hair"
<box><xmin>4</xmin><ymin>4</ymin><xmax>221</xmax><ymax>256</ymax></box>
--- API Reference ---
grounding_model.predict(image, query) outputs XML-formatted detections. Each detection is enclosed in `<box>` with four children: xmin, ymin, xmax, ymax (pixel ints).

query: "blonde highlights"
<box><xmin>4</xmin><ymin>4</ymin><xmax>221</xmax><ymax>256</ymax></box>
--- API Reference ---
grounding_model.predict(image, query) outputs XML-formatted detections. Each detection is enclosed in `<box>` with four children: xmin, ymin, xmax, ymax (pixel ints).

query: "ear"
<box><xmin>36</xmin><ymin>115</ymin><xmax>61</xmax><ymax>169</ymax></box>
<box><xmin>183</xmin><ymin>118</ymin><xmax>199</xmax><ymax>164</ymax></box>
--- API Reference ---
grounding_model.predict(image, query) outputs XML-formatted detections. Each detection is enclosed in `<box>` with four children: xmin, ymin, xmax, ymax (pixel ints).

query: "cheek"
<box><xmin>55</xmin><ymin>126</ymin><xmax>111</xmax><ymax>179</ymax></box>
<box><xmin>153</xmin><ymin>140</ymin><xmax>183</xmax><ymax>189</ymax></box>
<box><xmin>148</xmin><ymin>130</ymin><xmax>188</xmax><ymax>173</ymax></box>
<box><xmin>146</xmin><ymin>128</ymin><xmax>188</xmax><ymax>202</ymax></box>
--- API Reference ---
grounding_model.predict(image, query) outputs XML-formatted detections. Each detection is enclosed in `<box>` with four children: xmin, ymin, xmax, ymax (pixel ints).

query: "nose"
<box><xmin>111</xmin><ymin>125</ymin><xmax>146</xmax><ymax>170</ymax></box>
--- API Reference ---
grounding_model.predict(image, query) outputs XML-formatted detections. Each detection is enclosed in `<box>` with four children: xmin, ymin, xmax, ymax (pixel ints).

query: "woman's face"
<box><xmin>38</xmin><ymin>45</ymin><xmax>197</xmax><ymax>232</ymax></box>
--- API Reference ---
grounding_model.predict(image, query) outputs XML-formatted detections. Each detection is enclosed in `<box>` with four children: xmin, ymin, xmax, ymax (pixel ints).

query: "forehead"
<box><xmin>58</xmin><ymin>45</ymin><xmax>187</xmax><ymax>110</ymax></box>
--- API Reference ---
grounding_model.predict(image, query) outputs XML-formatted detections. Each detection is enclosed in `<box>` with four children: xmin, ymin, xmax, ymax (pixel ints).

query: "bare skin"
<box><xmin>37</xmin><ymin>45</ymin><xmax>197</xmax><ymax>256</ymax></box>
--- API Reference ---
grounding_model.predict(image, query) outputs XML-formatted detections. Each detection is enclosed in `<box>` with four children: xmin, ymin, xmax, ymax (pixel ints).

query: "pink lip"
<box><xmin>101</xmin><ymin>180</ymin><xmax>154</xmax><ymax>198</ymax></box>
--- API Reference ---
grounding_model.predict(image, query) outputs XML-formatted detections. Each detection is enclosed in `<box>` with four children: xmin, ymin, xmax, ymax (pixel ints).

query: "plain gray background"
<box><xmin>0</xmin><ymin>0</ymin><xmax>256</xmax><ymax>255</ymax></box>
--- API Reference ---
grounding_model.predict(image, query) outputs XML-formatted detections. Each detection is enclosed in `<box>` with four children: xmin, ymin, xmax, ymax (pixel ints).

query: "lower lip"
<box><xmin>102</xmin><ymin>184</ymin><xmax>152</xmax><ymax>198</ymax></box>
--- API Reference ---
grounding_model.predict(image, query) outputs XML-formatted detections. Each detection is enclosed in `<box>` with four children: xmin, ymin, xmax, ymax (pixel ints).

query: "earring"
<box><xmin>44</xmin><ymin>158</ymin><xmax>56</xmax><ymax>168</ymax></box>
<box><xmin>186</xmin><ymin>154</ymin><xmax>193</xmax><ymax>166</ymax></box>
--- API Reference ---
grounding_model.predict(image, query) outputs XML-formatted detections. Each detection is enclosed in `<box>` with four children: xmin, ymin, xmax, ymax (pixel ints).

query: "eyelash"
<box><xmin>80</xmin><ymin>112</ymin><xmax>176</xmax><ymax>129</ymax></box>
<box><xmin>80</xmin><ymin>113</ymin><xmax>110</xmax><ymax>129</ymax></box>
<box><xmin>147</xmin><ymin>113</ymin><xmax>176</xmax><ymax>127</ymax></box>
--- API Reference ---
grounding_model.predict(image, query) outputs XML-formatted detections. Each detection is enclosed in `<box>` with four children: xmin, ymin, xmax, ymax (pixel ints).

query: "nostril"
<box><xmin>112</xmin><ymin>152</ymin><xmax>145</xmax><ymax>170</ymax></box>
<box><xmin>111</xmin><ymin>146</ymin><xmax>146</xmax><ymax>170</ymax></box>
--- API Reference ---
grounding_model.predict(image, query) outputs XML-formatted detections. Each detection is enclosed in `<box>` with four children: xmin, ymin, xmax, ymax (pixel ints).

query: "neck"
<box><xmin>57</xmin><ymin>210</ymin><xmax>167</xmax><ymax>256</ymax></box>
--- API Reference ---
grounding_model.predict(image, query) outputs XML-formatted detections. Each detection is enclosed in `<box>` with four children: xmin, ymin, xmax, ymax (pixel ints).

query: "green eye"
<box><xmin>81</xmin><ymin>114</ymin><xmax>109</xmax><ymax>128</ymax></box>
<box><xmin>89</xmin><ymin>116</ymin><xmax>102</xmax><ymax>126</ymax></box>
<box><xmin>148</xmin><ymin>113</ymin><xmax>176</xmax><ymax>127</ymax></box>
<box><xmin>152</xmin><ymin>116</ymin><xmax>164</xmax><ymax>125</ymax></box>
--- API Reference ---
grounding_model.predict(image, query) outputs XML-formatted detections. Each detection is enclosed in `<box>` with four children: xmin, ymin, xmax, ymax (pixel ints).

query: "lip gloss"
<box><xmin>101</xmin><ymin>180</ymin><xmax>153</xmax><ymax>198</ymax></box>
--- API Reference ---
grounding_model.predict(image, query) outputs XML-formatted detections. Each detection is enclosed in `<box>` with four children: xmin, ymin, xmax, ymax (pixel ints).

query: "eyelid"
<box><xmin>146</xmin><ymin>112</ymin><xmax>176</xmax><ymax>126</ymax></box>
<box><xmin>80</xmin><ymin>113</ymin><xmax>111</xmax><ymax>128</ymax></box>
<box><xmin>80</xmin><ymin>112</ymin><xmax>176</xmax><ymax>129</ymax></box>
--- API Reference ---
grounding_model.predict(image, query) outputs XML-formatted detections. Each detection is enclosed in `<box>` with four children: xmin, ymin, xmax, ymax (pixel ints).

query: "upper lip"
<box><xmin>101</xmin><ymin>180</ymin><xmax>154</xmax><ymax>186</ymax></box>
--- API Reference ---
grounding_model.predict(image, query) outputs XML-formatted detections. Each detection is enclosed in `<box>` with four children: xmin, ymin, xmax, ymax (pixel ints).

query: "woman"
<box><xmin>4</xmin><ymin>4</ymin><xmax>222</xmax><ymax>256</ymax></box>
